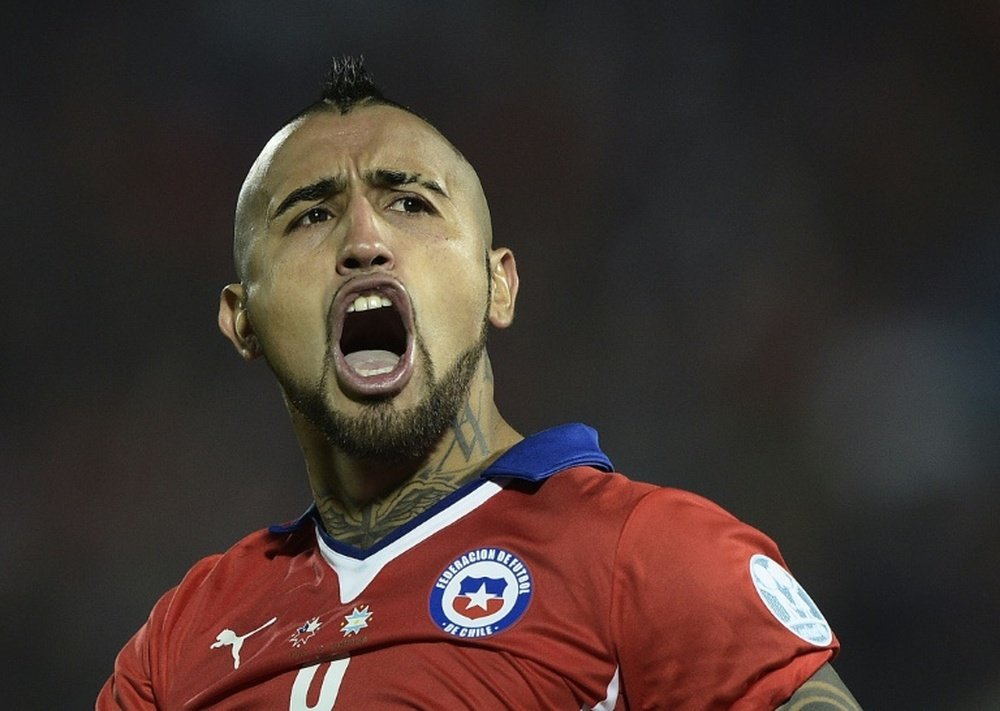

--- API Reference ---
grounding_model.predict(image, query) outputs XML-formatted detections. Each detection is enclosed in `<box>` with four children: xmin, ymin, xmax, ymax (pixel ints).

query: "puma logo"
<box><xmin>210</xmin><ymin>617</ymin><xmax>277</xmax><ymax>669</ymax></box>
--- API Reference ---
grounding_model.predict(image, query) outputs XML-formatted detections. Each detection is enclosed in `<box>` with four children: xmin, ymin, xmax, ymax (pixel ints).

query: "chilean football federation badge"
<box><xmin>429</xmin><ymin>547</ymin><xmax>533</xmax><ymax>638</ymax></box>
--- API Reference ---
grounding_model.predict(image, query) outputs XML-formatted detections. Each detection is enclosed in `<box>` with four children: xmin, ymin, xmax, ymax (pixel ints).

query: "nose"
<box><xmin>336</xmin><ymin>198</ymin><xmax>394</xmax><ymax>274</ymax></box>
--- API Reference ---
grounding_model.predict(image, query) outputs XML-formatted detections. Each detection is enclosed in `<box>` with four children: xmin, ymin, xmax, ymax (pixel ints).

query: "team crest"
<box><xmin>429</xmin><ymin>547</ymin><xmax>533</xmax><ymax>638</ymax></box>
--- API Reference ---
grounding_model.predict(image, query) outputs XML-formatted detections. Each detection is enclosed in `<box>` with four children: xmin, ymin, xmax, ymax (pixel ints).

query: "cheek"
<box><xmin>249</xmin><ymin>274</ymin><xmax>331</xmax><ymax>371</ymax></box>
<box><xmin>416</xmin><ymin>256</ymin><xmax>489</xmax><ymax>352</ymax></box>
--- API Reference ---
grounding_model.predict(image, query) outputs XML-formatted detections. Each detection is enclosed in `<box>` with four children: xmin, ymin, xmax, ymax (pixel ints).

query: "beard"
<box><xmin>281</xmin><ymin>322</ymin><xmax>488</xmax><ymax>464</ymax></box>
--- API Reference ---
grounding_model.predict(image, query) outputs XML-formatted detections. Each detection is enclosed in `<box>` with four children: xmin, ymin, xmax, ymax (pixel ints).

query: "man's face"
<box><xmin>227</xmin><ymin>104</ymin><xmax>515</xmax><ymax>460</ymax></box>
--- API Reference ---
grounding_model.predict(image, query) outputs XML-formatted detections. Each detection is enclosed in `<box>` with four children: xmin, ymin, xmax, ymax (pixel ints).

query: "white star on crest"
<box><xmin>463</xmin><ymin>582</ymin><xmax>495</xmax><ymax>611</ymax></box>
<box><xmin>340</xmin><ymin>605</ymin><xmax>373</xmax><ymax>637</ymax></box>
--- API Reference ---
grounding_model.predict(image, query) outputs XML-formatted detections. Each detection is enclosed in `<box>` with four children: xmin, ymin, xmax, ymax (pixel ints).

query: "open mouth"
<box><xmin>332</xmin><ymin>277</ymin><xmax>415</xmax><ymax>398</ymax></box>
<box><xmin>340</xmin><ymin>293</ymin><xmax>408</xmax><ymax>376</ymax></box>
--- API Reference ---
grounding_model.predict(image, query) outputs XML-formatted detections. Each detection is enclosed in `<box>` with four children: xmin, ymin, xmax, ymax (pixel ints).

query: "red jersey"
<box><xmin>98</xmin><ymin>424</ymin><xmax>837</xmax><ymax>709</ymax></box>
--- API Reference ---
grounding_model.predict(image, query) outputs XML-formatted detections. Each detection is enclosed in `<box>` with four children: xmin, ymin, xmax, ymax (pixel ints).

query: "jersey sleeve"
<box><xmin>96</xmin><ymin>554</ymin><xmax>222</xmax><ymax>710</ymax></box>
<box><xmin>609</xmin><ymin>488</ymin><xmax>838</xmax><ymax>710</ymax></box>
<box><xmin>96</xmin><ymin>615</ymin><xmax>159</xmax><ymax>710</ymax></box>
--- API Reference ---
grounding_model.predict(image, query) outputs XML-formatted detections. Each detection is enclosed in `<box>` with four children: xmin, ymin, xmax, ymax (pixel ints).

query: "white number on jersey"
<box><xmin>289</xmin><ymin>658</ymin><xmax>350</xmax><ymax>710</ymax></box>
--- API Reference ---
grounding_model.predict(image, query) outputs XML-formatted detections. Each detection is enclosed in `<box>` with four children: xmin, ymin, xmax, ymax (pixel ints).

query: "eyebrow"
<box><xmin>364</xmin><ymin>168</ymin><xmax>449</xmax><ymax>199</ymax></box>
<box><xmin>270</xmin><ymin>176</ymin><xmax>347</xmax><ymax>222</ymax></box>
<box><xmin>269</xmin><ymin>168</ymin><xmax>450</xmax><ymax>224</ymax></box>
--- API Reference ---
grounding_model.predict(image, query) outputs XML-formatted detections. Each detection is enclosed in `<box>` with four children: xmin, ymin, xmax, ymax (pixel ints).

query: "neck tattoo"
<box><xmin>315</xmin><ymin>401</ymin><xmax>494</xmax><ymax>549</ymax></box>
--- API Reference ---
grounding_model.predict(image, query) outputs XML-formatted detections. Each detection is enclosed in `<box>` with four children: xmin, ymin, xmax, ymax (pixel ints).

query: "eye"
<box><xmin>292</xmin><ymin>206</ymin><xmax>333</xmax><ymax>229</ymax></box>
<box><xmin>388</xmin><ymin>196</ymin><xmax>432</xmax><ymax>215</ymax></box>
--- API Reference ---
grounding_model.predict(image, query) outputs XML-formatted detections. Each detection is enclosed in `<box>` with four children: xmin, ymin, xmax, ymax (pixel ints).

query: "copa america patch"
<box><xmin>429</xmin><ymin>547</ymin><xmax>533</xmax><ymax>638</ymax></box>
<box><xmin>749</xmin><ymin>554</ymin><xmax>833</xmax><ymax>646</ymax></box>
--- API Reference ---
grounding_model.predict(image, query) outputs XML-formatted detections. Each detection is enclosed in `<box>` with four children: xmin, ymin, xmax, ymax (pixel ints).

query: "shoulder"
<box><xmin>610</xmin><ymin>484</ymin><xmax>796</xmax><ymax>627</ymax></box>
<box><xmin>494</xmin><ymin>467</ymin><xmax>756</xmax><ymax>577</ymax></box>
<box><xmin>620</xmin><ymin>485</ymin><xmax>766</xmax><ymax>550</ymax></box>
<box><xmin>522</xmin><ymin>464</ymin><xmax>660</xmax><ymax>506</ymax></box>
<box><xmin>148</xmin><ymin>525</ymin><xmax>313</xmax><ymax>636</ymax></box>
<box><xmin>182</xmin><ymin>525</ymin><xmax>309</xmax><ymax>582</ymax></box>
<box><xmin>605</xmin><ymin>483</ymin><xmax>839</xmax><ymax>709</ymax></box>
<box><xmin>487</xmin><ymin>466</ymin><xmax>660</xmax><ymax>542</ymax></box>
<box><xmin>531</xmin><ymin>466</ymin><xmax>748</xmax><ymax>540</ymax></box>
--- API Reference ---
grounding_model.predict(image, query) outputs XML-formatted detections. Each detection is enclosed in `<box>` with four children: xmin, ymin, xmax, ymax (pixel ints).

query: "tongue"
<box><xmin>343</xmin><ymin>349</ymin><xmax>401</xmax><ymax>376</ymax></box>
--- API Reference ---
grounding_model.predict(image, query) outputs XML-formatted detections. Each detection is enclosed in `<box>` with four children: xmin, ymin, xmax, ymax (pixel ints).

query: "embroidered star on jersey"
<box><xmin>289</xmin><ymin>617</ymin><xmax>322</xmax><ymax>648</ymax></box>
<box><xmin>340</xmin><ymin>605</ymin><xmax>373</xmax><ymax>637</ymax></box>
<box><xmin>462</xmin><ymin>581</ymin><xmax>496</xmax><ymax>611</ymax></box>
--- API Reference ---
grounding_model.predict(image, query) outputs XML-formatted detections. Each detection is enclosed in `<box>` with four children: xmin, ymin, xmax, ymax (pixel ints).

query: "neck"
<box><xmin>290</xmin><ymin>374</ymin><xmax>521</xmax><ymax>549</ymax></box>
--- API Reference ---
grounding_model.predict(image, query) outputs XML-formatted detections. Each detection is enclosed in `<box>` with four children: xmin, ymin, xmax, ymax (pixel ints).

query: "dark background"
<box><xmin>3</xmin><ymin>3</ymin><xmax>998</xmax><ymax>708</ymax></box>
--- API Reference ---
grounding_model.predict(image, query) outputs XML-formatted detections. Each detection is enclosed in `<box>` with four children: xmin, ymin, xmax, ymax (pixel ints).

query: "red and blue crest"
<box><xmin>429</xmin><ymin>548</ymin><xmax>533</xmax><ymax>638</ymax></box>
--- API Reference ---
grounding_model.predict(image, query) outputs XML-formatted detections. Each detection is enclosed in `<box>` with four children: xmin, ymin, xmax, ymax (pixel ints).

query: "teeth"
<box><xmin>356</xmin><ymin>365</ymin><xmax>395</xmax><ymax>377</ymax></box>
<box><xmin>346</xmin><ymin>293</ymin><xmax>393</xmax><ymax>313</ymax></box>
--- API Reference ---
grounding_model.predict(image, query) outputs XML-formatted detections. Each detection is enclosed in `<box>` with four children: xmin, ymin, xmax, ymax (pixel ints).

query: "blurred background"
<box><xmin>2</xmin><ymin>2</ymin><xmax>998</xmax><ymax>708</ymax></box>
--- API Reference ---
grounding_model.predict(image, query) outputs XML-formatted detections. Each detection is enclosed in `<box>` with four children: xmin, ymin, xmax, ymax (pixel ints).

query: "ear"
<box><xmin>218</xmin><ymin>284</ymin><xmax>261</xmax><ymax>360</ymax></box>
<box><xmin>487</xmin><ymin>248</ymin><xmax>519</xmax><ymax>329</ymax></box>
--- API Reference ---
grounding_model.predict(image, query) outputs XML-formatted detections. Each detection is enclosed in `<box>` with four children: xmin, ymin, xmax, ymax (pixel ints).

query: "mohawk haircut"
<box><xmin>290</xmin><ymin>54</ymin><xmax>424</xmax><ymax>123</ymax></box>
<box><xmin>234</xmin><ymin>55</ymin><xmax>465</xmax><ymax>282</ymax></box>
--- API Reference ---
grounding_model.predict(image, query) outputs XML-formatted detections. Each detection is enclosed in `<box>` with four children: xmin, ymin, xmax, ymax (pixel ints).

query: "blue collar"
<box><xmin>270</xmin><ymin>423</ymin><xmax>612</xmax><ymax>535</ymax></box>
<box><xmin>481</xmin><ymin>422</ymin><xmax>612</xmax><ymax>481</ymax></box>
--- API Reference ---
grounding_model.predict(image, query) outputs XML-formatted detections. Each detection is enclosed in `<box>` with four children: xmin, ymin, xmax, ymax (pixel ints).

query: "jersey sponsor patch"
<box><xmin>749</xmin><ymin>553</ymin><xmax>833</xmax><ymax>646</ymax></box>
<box><xmin>429</xmin><ymin>547</ymin><xmax>532</xmax><ymax>638</ymax></box>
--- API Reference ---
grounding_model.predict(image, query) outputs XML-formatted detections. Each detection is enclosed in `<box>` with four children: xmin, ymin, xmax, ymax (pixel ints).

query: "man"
<box><xmin>99</xmin><ymin>56</ymin><xmax>861</xmax><ymax>709</ymax></box>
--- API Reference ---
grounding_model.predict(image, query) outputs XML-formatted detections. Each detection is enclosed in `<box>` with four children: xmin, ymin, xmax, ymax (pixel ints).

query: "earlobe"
<box><xmin>488</xmin><ymin>248</ymin><xmax>519</xmax><ymax>329</ymax></box>
<box><xmin>218</xmin><ymin>284</ymin><xmax>261</xmax><ymax>360</ymax></box>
